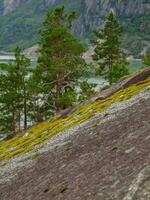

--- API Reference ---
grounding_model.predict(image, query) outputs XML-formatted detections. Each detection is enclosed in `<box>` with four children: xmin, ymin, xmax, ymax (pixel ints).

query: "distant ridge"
<box><xmin>0</xmin><ymin>0</ymin><xmax>149</xmax><ymax>56</ymax></box>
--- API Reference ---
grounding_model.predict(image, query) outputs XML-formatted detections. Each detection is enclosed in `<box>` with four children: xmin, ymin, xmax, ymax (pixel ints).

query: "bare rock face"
<box><xmin>0</xmin><ymin>92</ymin><xmax>150</xmax><ymax>200</ymax></box>
<box><xmin>1</xmin><ymin>0</ymin><xmax>149</xmax><ymax>31</ymax></box>
<box><xmin>123</xmin><ymin>167</ymin><xmax>150</xmax><ymax>200</ymax></box>
<box><xmin>0</xmin><ymin>71</ymin><xmax>150</xmax><ymax>200</ymax></box>
<box><xmin>73</xmin><ymin>0</ymin><xmax>150</xmax><ymax>37</ymax></box>
<box><xmin>87</xmin><ymin>67</ymin><xmax>150</xmax><ymax>103</ymax></box>
<box><xmin>3</xmin><ymin>0</ymin><xmax>21</xmax><ymax>14</ymax></box>
<box><xmin>0</xmin><ymin>0</ymin><xmax>58</xmax><ymax>15</ymax></box>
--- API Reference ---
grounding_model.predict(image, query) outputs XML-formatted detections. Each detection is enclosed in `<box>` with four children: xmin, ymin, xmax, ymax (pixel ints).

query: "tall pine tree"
<box><xmin>14</xmin><ymin>46</ymin><xmax>31</xmax><ymax>130</ymax></box>
<box><xmin>92</xmin><ymin>11</ymin><xmax>129</xmax><ymax>84</ymax></box>
<box><xmin>34</xmin><ymin>6</ymin><xmax>85</xmax><ymax>114</ymax></box>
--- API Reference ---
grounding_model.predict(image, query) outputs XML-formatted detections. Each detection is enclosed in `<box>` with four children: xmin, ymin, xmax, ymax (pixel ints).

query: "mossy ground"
<box><xmin>0</xmin><ymin>77</ymin><xmax>150</xmax><ymax>161</ymax></box>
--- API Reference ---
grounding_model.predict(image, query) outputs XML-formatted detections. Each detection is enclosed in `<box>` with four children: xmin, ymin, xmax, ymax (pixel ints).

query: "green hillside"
<box><xmin>0</xmin><ymin>0</ymin><xmax>84</xmax><ymax>50</ymax></box>
<box><xmin>0</xmin><ymin>0</ymin><xmax>149</xmax><ymax>56</ymax></box>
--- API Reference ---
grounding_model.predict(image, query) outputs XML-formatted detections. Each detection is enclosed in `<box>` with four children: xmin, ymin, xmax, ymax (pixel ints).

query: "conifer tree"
<box><xmin>0</xmin><ymin>63</ymin><xmax>19</xmax><ymax>134</ymax></box>
<box><xmin>34</xmin><ymin>6</ymin><xmax>85</xmax><ymax>114</ymax></box>
<box><xmin>14</xmin><ymin>46</ymin><xmax>31</xmax><ymax>130</ymax></box>
<box><xmin>92</xmin><ymin>11</ymin><xmax>129</xmax><ymax>84</ymax></box>
<box><xmin>0</xmin><ymin>47</ymin><xmax>31</xmax><ymax>134</ymax></box>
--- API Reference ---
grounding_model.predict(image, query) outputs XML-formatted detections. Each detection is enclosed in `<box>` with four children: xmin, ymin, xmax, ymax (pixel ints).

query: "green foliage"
<box><xmin>92</xmin><ymin>11</ymin><xmax>129</xmax><ymax>84</ymax></box>
<box><xmin>143</xmin><ymin>52</ymin><xmax>150</xmax><ymax>66</ymax></box>
<box><xmin>0</xmin><ymin>0</ymin><xmax>84</xmax><ymax>51</ymax></box>
<box><xmin>0</xmin><ymin>46</ymin><xmax>31</xmax><ymax>134</ymax></box>
<box><xmin>29</xmin><ymin>151</ymin><xmax>40</xmax><ymax>160</ymax></box>
<box><xmin>108</xmin><ymin>63</ymin><xmax>129</xmax><ymax>84</ymax></box>
<box><xmin>78</xmin><ymin>81</ymin><xmax>95</xmax><ymax>102</ymax></box>
<box><xmin>33</xmin><ymin>5</ymin><xmax>86</xmax><ymax>115</ymax></box>
<box><xmin>61</xmin><ymin>90</ymin><xmax>77</xmax><ymax>108</ymax></box>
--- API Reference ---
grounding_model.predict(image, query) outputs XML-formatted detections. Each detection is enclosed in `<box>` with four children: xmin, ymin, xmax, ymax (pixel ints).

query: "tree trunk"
<box><xmin>18</xmin><ymin>110</ymin><xmax>21</xmax><ymax>131</ymax></box>
<box><xmin>12</xmin><ymin>111</ymin><xmax>16</xmax><ymax>134</ymax></box>
<box><xmin>56</xmin><ymin>67</ymin><xmax>62</xmax><ymax>113</ymax></box>
<box><xmin>23</xmin><ymin>84</ymin><xmax>27</xmax><ymax>130</ymax></box>
<box><xmin>109</xmin><ymin>61</ymin><xmax>113</xmax><ymax>71</ymax></box>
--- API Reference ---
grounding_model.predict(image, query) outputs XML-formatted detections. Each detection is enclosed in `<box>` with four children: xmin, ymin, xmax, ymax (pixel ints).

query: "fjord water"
<box><xmin>0</xmin><ymin>54</ymin><xmax>36</xmax><ymax>65</ymax></box>
<box><xmin>0</xmin><ymin>54</ymin><xmax>144</xmax><ymax>88</ymax></box>
<box><xmin>0</xmin><ymin>54</ymin><xmax>143</xmax><ymax>68</ymax></box>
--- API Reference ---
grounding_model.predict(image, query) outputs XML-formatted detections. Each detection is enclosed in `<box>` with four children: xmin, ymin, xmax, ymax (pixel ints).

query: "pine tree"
<box><xmin>0</xmin><ymin>47</ymin><xmax>31</xmax><ymax>135</ymax></box>
<box><xmin>34</xmin><ymin>6</ymin><xmax>85</xmax><ymax>114</ymax></box>
<box><xmin>92</xmin><ymin>11</ymin><xmax>129</xmax><ymax>84</ymax></box>
<box><xmin>14</xmin><ymin>46</ymin><xmax>31</xmax><ymax>130</ymax></box>
<box><xmin>0</xmin><ymin>63</ymin><xmax>18</xmax><ymax>134</ymax></box>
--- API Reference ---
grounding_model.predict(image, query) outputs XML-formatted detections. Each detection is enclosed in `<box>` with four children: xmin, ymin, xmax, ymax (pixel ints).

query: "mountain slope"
<box><xmin>0</xmin><ymin>68</ymin><xmax>150</xmax><ymax>200</ymax></box>
<box><xmin>1</xmin><ymin>93</ymin><xmax>150</xmax><ymax>200</ymax></box>
<box><xmin>0</xmin><ymin>0</ymin><xmax>149</xmax><ymax>55</ymax></box>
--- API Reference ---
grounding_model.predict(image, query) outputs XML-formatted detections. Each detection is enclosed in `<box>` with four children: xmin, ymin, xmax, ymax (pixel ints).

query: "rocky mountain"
<box><xmin>0</xmin><ymin>0</ymin><xmax>21</xmax><ymax>14</ymax></box>
<box><xmin>0</xmin><ymin>0</ymin><xmax>150</xmax><ymax>55</ymax></box>
<box><xmin>0</xmin><ymin>67</ymin><xmax>150</xmax><ymax>200</ymax></box>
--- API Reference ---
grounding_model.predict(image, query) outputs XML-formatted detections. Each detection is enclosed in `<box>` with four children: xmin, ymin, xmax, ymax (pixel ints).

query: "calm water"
<box><xmin>0</xmin><ymin>55</ymin><xmax>144</xmax><ymax>88</ymax></box>
<box><xmin>0</xmin><ymin>54</ymin><xmax>36</xmax><ymax>65</ymax></box>
<box><xmin>128</xmin><ymin>59</ymin><xmax>144</xmax><ymax>72</ymax></box>
<box><xmin>87</xmin><ymin>60</ymin><xmax>144</xmax><ymax>89</ymax></box>
<box><xmin>0</xmin><ymin>54</ymin><xmax>143</xmax><ymax>68</ymax></box>
<box><xmin>0</xmin><ymin>55</ymin><xmax>15</xmax><ymax>61</ymax></box>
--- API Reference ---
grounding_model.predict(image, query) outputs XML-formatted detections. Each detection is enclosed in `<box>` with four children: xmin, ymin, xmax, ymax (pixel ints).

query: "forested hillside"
<box><xmin>0</xmin><ymin>0</ymin><xmax>149</xmax><ymax>56</ymax></box>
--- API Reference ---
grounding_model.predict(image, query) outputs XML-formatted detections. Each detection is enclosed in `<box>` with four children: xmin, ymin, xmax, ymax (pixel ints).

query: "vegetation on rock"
<box><xmin>0</xmin><ymin>75</ymin><xmax>149</xmax><ymax>161</ymax></box>
<box><xmin>0</xmin><ymin>5</ymin><xmax>149</xmax><ymax>162</ymax></box>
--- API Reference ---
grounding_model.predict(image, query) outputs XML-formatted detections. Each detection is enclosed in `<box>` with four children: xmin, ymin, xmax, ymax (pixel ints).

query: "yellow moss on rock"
<box><xmin>0</xmin><ymin>77</ymin><xmax>150</xmax><ymax>161</ymax></box>
<box><xmin>29</xmin><ymin>152</ymin><xmax>40</xmax><ymax>160</ymax></box>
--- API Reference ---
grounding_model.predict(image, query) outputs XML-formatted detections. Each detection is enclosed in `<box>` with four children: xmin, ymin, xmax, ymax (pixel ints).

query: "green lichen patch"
<box><xmin>0</xmin><ymin>77</ymin><xmax>150</xmax><ymax>161</ymax></box>
<box><xmin>89</xmin><ymin>120</ymin><xmax>101</xmax><ymax>129</ymax></box>
<box><xmin>29</xmin><ymin>152</ymin><xmax>40</xmax><ymax>160</ymax></box>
